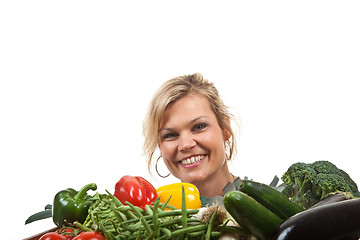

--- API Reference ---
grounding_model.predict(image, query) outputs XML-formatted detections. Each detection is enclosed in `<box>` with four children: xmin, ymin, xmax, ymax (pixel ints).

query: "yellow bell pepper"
<box><xmin>156</xmin><ymin>182</ymin><xmax>201</xmax><ymax>209</ymax></box>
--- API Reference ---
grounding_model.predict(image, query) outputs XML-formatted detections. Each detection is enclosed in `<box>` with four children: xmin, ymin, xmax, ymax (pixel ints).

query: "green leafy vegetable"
<box><xmin>281</xmin><ymin>160</ymin><xmax>360</xmax><ymax>208</ymax></box>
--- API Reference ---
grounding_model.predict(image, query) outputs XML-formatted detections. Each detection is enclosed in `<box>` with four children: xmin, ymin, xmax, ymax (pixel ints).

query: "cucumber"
<box><xmin>240</xmin><ymin>180</ymin><xmax>304</xmax><ymax>220</ymax></box>
<box><xmin>224</xmin><ymin>191</ymin><xmax>283</xmax><ymax>240</ymax></box>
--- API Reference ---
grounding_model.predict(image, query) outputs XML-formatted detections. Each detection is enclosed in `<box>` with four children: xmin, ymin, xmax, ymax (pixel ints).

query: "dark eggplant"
<box><xmin>271</xmin><ymin>198</ymin><xmax>360</xmax><ymax>240</ymax></box>
<box><xmin>310</xmin><ymin>192</ymin><xmax>354</xmax><ymax>209</ymax></box>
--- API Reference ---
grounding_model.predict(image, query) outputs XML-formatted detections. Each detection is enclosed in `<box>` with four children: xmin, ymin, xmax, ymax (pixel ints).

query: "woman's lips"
<box><xmin>179</xmin><ymin>154</ymin><xmax>206</xmax><ymax>167</ymax></box>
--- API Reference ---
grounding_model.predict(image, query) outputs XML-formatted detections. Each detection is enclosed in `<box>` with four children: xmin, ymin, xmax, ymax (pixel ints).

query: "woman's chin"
<box><xmin>180</xmin><ymin>173</ymin><xmax>207</xmax><ymax>185</ymax></box>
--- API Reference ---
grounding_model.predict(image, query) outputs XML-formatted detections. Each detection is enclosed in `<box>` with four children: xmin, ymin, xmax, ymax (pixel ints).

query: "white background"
<box><xmin>1</xmin><ymin>1</ymin><xmax>360</xmax><ymax>239</ymax></box>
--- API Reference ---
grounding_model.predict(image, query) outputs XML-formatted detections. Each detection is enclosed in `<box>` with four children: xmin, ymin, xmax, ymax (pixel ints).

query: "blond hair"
<box><xmin>143</xmin><ymin>73</ymin><xmax>237</xmax><ymax>173</ymax></box>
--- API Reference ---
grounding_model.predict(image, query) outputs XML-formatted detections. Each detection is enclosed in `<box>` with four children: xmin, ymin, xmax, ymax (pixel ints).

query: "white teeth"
<box><xmin>181</xmin><ymin>155</ymin><xmax>204</xmax><ymax>165</ymax></box>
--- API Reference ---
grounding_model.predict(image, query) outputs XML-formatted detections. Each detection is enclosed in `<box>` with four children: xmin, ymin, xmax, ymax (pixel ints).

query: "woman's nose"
<box><xmin>178</xmin><ymin>133</ymin><xmax>196</xmax><ymax>151</ymax></box>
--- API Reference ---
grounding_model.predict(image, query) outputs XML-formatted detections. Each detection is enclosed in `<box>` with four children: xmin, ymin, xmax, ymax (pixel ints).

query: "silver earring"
<box><xmin>155</xmin><ymin>156</ymin><xmax>170</xmax><ymax>178</ymax></box>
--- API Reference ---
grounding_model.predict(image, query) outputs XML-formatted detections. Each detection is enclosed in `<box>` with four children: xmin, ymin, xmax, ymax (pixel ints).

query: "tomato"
<box><xmin>73</xmin><ymin>232</ymin><xmax>105</xmax><ymax>240</ymax></box>
<box><xmin>39</xmin><ymin>232</ymin><xmax>66</xmax><ymax>240</ymax></box>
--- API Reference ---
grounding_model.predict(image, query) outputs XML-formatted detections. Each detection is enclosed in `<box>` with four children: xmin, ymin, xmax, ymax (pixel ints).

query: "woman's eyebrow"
<box><xmin>159</xmin><ymin>116</ymin><xmax>208</xmax><ymax>132</ymax></box>
<box><xmin>190</xmin><ymin>116</ymin><xmax>207</xmax><ymax>123</ymax></box>
<box><xmin>159</xmin><ymin>127</ymin><xmax>173</xmax><ymax>132</ymax></box>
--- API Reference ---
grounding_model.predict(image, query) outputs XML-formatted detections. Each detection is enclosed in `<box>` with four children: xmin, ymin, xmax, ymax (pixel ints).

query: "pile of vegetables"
<box><xmin>76</xmin><ymin>188</ymin><xmax>242</xmax><ymax>239</ymax></box>
<box><xmin>27</xmin><ymin>176</ymin><xmax>244</xmax><ymax>240</ymax></box>
<box><xmin>224</xmin><ymin>179</ymin><xmax>360</xmax><ymax>240</ymax></box>
<box><xmin>224</xmin><ymin>180</ymin><xmax>303</xmax><ymax>240</ymax></box>
<box><xmin>26</xmin><ymin>160</ymin><xmax>360</xmax><ymax>240</ymax></box>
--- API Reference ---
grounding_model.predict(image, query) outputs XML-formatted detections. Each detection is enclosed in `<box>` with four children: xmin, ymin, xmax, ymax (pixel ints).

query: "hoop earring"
<box><xmin>155</xmin><ymin>156</ymin><xmax>170</xmax><ymax>178</ymax></box>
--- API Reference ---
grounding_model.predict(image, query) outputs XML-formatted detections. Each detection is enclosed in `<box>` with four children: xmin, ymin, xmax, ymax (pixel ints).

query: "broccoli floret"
<box><xmin>311</xmin><ymin>160</ymin><xmax>340</xmax><ymax>175</ymax></box>
<box><xmin>313</xmin><ymin>173</ymin><xmax>352</xmax><ymax>199</ymax></box>
<box><xmin>281</xmin><ymin>160</ymin><xmax>359</xmax><ymax>208</ymax></box>
<box><xmin>338</xmin><ymin>169</ymin><xmax>359</xmax><ymax>196</ymax></box>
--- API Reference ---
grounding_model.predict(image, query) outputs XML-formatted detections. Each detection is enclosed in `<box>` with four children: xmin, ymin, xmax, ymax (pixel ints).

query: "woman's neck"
<box><xmin>194</xmin><ymin>165</ymin><xmax>235</xmax><ymax>197</ymax></box>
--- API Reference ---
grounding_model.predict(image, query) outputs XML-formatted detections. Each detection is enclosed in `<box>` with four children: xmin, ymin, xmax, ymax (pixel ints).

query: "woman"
<box><xmin>143</xmin><ymin>73</ymin><xmax>238</xmax><ymax>198</ymax></box>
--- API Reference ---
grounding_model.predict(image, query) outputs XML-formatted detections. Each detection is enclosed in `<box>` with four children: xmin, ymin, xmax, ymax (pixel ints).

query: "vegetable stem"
<box><xmin>205</xmin><ymin>207</ymin><xmax>217</xmax><ymax>240</ymax></box>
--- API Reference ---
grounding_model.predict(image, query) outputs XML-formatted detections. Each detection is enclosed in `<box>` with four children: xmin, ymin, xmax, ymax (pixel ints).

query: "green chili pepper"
<box><xmin>52</xmin><ymin>183</ymin><xmax>97</xmax><ymax>226</ymax></box>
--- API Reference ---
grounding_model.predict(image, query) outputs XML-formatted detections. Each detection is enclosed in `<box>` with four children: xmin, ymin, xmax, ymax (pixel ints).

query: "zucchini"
<box><xmin>271</xmin><ymin>198</ymin><xmax>360</xmax><ymax>240</ymax></box>
<box><xmin>224</xmin><ymin>191</ymin><xmax>283</xmax><ymax>240</ymax></box>
<box><xmin>240</xmin><ymin>180</ymin><xmax>304</xmax><ymax>220</ymax></box>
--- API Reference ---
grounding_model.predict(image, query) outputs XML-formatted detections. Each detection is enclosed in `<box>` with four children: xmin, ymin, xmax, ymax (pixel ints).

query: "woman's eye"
<box><xmin>193</xmin><ymin>123</ymin><xmax>207</xmax><ymax>132</ymax></box>
<box><xmin>162</xmin><ymin>133</ymin><xmax>178</xmax><ymax>140</ymax></box>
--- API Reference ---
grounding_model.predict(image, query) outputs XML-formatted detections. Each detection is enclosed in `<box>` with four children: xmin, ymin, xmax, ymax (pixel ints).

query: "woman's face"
<box><xmin>158</xmin><ymin>93</ymin><xmax>229</xmax><ymax>185</ymax></box>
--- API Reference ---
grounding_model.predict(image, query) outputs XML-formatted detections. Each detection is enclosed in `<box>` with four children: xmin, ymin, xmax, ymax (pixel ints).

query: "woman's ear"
<box><xmin>222</xmin><ymin>117</ymin><xmax>231</xmax><ymax>141</ymax></box>
<box><xmin>223</xmin><ymin>129</ymin><xmax>231</xmax><ymax>141</ymax></box>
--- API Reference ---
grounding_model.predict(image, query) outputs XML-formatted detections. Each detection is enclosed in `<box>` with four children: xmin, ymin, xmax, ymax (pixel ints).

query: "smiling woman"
<box><xmin>142</xmin><ymin>73</ymin><xmax>238</xmax><ymax>197</ymax></box>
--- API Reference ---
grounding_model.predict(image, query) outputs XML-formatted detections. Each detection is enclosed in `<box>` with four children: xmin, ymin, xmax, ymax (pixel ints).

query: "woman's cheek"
<box><xmin>160</xmin><ymin>141</ymin><xmax>176</xmax><ymax>161</ymax></box>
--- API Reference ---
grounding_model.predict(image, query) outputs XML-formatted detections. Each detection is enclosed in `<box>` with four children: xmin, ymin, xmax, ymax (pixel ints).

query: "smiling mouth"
<box><xmin>181</xmin><ymin>155</ymin><xmax>205</xmax><ymax>165</ymax></box>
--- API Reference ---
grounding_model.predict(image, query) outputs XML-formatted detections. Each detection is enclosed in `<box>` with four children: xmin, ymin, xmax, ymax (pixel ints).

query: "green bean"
<box><xmin>120</xmin><ymin>222</ymin><xmax>142</xmax><ymax>231</ymax></box>
<box><xmin>104</xmin><ymin>190</ymin><xmax>138</xmax><ymax>219</ymax></box>
<box><xmin>141</xmin><ymin>216</ymin><xmax>154</xmax><ymax>237</ymax></box>
<box><xmin>125</xmin><ymin>201</ymin><xmax>153</xmax><ymax>237</ymax></box>
<box><xmin>121</xmin><ymin>209</ymin><xmax>199</xmax><ymax>225</ymax></box>
<box><xmin>181</xmin><ymin>185</ymin><xmax>187</xmax><ymax>230</ymax></box>
<box><xmin>152</xmin><ymin>197</ymin><xmax>161</xmax><ymax>238</ymax></box>
<box><xmin>142</xmin><ymin>217</ymin><xmax>200</xmax><ymax>232</ymax></box>
<box><xmin>159</xmin><ymin>218</ymin><xmax>200</xmax><ymax>228</ymax></box>
<box><xmin>144</xmin><ymin>232</ymin><xmax>155</xmax><ymax>240</ymax></box>
<box><xmin>114</xmin><ymin>205</ymin><xmax>131</xmax><ymax>211</ymax></box>
<box><xmin>124</xmin><ymin>204</ymin><xmax>145</xmax><ymax>215</ymax></box>
<box><xmin>98</xmin><ymin>221</ymin><xmax>115</xmax><ymax>240</ymax></box>
<box><xmin>109</xmin><ymin>201</ymin><xmax>126</xmax><ymax>223</ymax></box>
<box><xmin>111</xmin><ymin>205</ymin><xmax>137</xmax><ymax>220</ymax></box>
<box><xmin>158</xmin><ymin>195</ymin><xmax>177</xmax><ymax>211</ymax></box>
<box><xmin>135</xmin><ymin>228</ymin><xmax>142</xmax><ymax>240</ymax></box>
<box><xmin>145</xmin><ymin>204</ymin><xmax>153</xmax><ymax>215</ymax></box>
<box><xmin>120</xmin><ymin>230</ymin><xmax>132</xmax><ymax>238</ymax></box>
<box><xmin>205</xmin><ymin>207</ymin><xmax>217</xmax><ymax>240</ymax></box>
<box><xmin>160</xmin><ymin>227</ymin><xmax>171</xmax><ymax>238</ymax></box>
<box><xmin>210</xmin><ymin>231</ymin><xmax>222</xmax><ymax>237</ymax></box>
<box><xmin>171</xmin><ymin>224</ymin><xmax>208</xmax><ymax>237</ymax></box>
<box><xmin>158</xmin><ymin>202</ymin><xmax>178</xmax><ymax>211</ymax></box>
<box><xmin>188</xmin><ymin>230</ymin><xmax>205</xmax><ymax>238</ymax></box>
<box><xmin>73</xmin><ymin>221</ymin><xmax>94</xmax><ymax>232</ymax></box>
<box><xmin>105</xmin><ymin>190</ymin><xmax>124</xmax><ymax>206</ymax></box>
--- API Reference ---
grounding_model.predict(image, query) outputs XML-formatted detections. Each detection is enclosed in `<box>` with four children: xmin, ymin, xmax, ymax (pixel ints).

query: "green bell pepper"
<box><xmin>52</xmin><ymin>183</ymin><xmax>97</xmax><ymax>226</ymax></box>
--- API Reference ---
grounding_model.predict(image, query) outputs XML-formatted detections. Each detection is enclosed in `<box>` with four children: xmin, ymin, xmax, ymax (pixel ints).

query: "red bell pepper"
<box><xmin>114</xmin><ymin>175</ymin><xmax>158</xmax><ymax>210</ymax></box>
